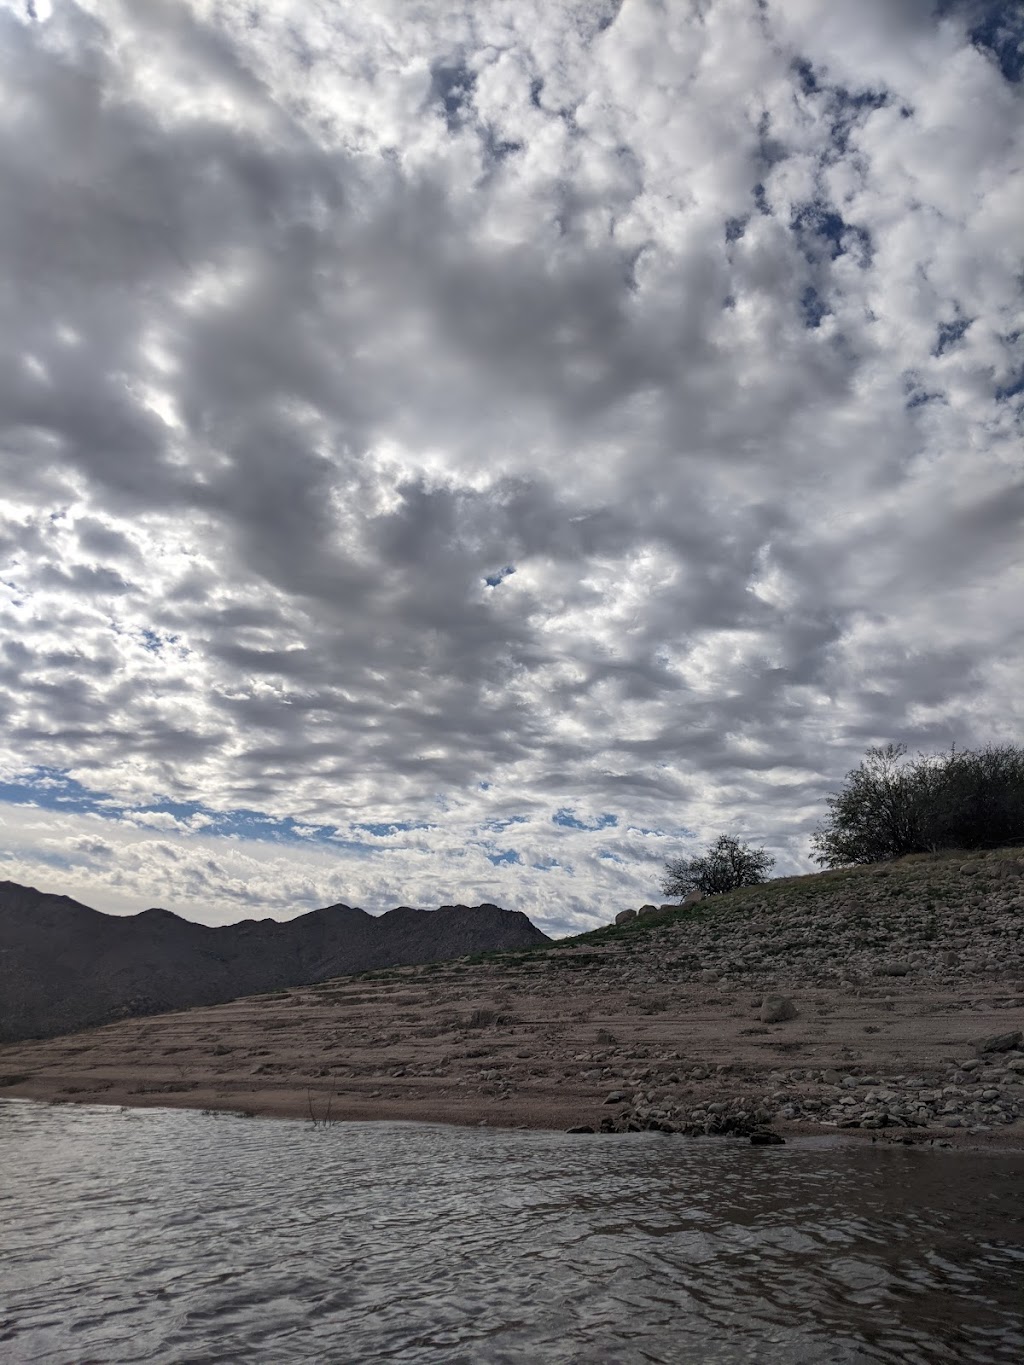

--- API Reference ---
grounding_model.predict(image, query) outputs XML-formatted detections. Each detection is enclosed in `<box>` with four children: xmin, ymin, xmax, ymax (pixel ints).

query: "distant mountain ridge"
<box><xmin>0</xmin><ymin>880</ymin><xmax>550</xmax><ymax>1042</ymax></box>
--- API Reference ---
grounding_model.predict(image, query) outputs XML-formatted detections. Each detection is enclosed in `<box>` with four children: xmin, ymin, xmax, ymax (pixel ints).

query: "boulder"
<box><xmin>760</xmin><ymin>996</ymin><xmax>799</xmax><ymax>1024</ymax></box>
<box><xmin>976</xmin><ymin>1030</ymin><xmax>1024</xmax><ymax>1055</ymax></box>
<box><xmin>614</xmin><ymin>909</ymin><xmax>637</xmax><ymax>925</ymax></box>
<box><xmin>681</xmin><ymin>890</ymin><xmax>705</xmax><ymax>908</ymax></box>
<box><xmin>637</xmin><ymin>904</ymin><xmax>663</xmax><ymax>918</ymax></box>
<box><xmin>879</xmin><ymin>962</ymin><xmax>910</xmax><ymax>977</ymax></box>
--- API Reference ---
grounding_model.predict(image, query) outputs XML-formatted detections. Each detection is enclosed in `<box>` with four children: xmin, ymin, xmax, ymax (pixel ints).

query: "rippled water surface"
<box><xmin>2</xmin><ymin>1100</ymin><xmax>1023</xmax><ymax>1363</ymax></box>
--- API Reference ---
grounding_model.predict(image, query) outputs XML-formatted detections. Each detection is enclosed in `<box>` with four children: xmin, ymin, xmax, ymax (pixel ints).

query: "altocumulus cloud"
<box><xmin>0</xmin><ymin>0</ymin><xmax>1021</xmax><ymax>934</ymax></box>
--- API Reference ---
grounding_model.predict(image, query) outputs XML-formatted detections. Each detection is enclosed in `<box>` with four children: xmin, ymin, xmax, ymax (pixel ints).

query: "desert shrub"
<box><xmin>811</xmin><ymin>742</ymin><xmax>1024</xmax><ymax>867</ymax></box>
<box><xmin>662</xmin><ymin>834</ymin><xmax>775</xmax><ymax>898</ymax></box>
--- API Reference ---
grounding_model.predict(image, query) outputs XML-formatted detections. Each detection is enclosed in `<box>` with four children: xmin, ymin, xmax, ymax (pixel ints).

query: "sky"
<box><xmin>0</xmin><ymin>0</ymin><xmax>1021</xmax><ymax>936</ymax></box>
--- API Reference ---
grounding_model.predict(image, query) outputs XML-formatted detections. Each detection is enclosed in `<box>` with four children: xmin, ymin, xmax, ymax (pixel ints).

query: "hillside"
<box><xmin>0</xmin><ymin>881</ymin><xmax>549</xmax><ymax>1042</ymax></box>
<box><xmin>1</xmin><ymin>848</ymin><xmax>1022</xmax><ymax>1146</ymax></box>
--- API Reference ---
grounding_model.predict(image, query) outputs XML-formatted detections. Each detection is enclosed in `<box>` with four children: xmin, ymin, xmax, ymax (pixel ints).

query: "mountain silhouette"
<box><xmin>0</xmin><ymin>880</ymin><xmax>549</xmax><ymax>1042</ymax></box>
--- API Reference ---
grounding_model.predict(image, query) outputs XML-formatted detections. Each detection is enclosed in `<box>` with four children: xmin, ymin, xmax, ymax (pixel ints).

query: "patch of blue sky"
<box><xmin>484</xmin><ymin>565</ymin><xmax>515</xmax><ymax>588</ymax></box>
<box><xmin>597</xmin><ymin>850</ymin><xmax>625</xmax><ymax>863</ymax></box>
<box><xmin>351</xmin><ymin>819</ymin><xmax>434</xmax><ymax>837</ymax></box>
<box><xmin>139</xmin><ymin>627</ymin><xmax>181</xmax><ymax>653</ymax></box>
<box><xmin>791</xmin><ymin>202</ymin><xmax>847</xmax><ymax>260</ymax></box>
<box><xmin>0</xmin><ymin>766</ymin><xmax>364</xmax><ymax>848</ymax></box>
<box><xmin>626</xmin><ymin>824</ymin><xmax>696</xmax><ymax>840</ymax></box>
<box><xmin>907</xmin><ymin>389</ymin><xmax>945</xmax><ymax>411</ymax></box>
<box><xmin>431</xmin><ymin>57</ymin><xmax>476</xmax><ymax>132</ymax></box>
<box><xmin>0</xmin><ymin>767</ymin><xmax>100</xmax><ymax>811</ymax></box>
<box><xmin>552</xmin><ymin>808</ymin><xmax>618</xmax><ymax>831</ymax></box>
<box><xmin>800</xmin><ymin>285</ymin><xmax>829</xmax><ymax>330</ymax></box>
<box><xmin>933</xmin><ymin>318</ymin><xmax>972</xmax><ymax>356</ymax></box>
<box><xmin>486</xmin><ymin>849</ymin><xmax>521</xmax><ymax>866</ymax></box>
<box><xmin>323</xmin><ymin>836</ymin><xmax>378</xmax><ymax>856</ymax></box>
<box><xmin>482</xmin><ymin>815</ymin><xmax>530</xmax><ymax>834</ymax></box>
<box><xmin>966</xmin><ymin>2</ymin><xmax>1024</xmax><ymax>83</ymax></box>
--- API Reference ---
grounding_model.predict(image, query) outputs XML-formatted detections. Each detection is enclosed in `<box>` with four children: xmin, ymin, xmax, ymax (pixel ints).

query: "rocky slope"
<box><xmin>0</xmin><ymin>880</ymin><xmax>549</xmax><ymax>1042</ymax></box>
<box><xmin>1</xmin><ymin>848</ymin><xmax>1022</xmax><ymax>1145</ymax></box>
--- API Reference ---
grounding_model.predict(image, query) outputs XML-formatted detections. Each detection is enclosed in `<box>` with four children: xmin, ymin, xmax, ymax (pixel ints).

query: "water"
<box><xmin>2</xmin><ymin>1100</ymin><xmax>1022</xmax><ymax>1364</ymax></box>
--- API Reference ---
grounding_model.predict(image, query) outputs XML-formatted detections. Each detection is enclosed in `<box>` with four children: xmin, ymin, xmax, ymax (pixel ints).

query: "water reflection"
<box><xmin>2</xmin><ymin>1099</ymin><xmax>1022</xmax><ymax>1363</ymax></box>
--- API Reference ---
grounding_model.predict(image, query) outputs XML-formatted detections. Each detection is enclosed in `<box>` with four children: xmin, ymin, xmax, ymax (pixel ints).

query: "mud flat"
<box><xmin>2</xmin><ymin>848</ymin><xmax>1022</xmax><ymax>1148</ymax></box>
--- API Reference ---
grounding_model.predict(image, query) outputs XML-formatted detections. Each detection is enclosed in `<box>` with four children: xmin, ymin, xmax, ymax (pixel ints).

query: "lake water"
<box><xmin>2</xmin><ymin>1099</ymin><xmax>1023</xmax><ymax>1364</ymax></box>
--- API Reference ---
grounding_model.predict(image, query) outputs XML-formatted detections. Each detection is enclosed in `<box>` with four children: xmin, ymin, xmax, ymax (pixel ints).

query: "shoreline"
<box><xmin>4</xmin><ymin>1092</ymin><xmax>1023</xmax><ymax>1156</ymax></box>
<box><xmin>3</xmin><ymin>851</ymin><xmax>1022</xmax><ymax>1152</ymax></box>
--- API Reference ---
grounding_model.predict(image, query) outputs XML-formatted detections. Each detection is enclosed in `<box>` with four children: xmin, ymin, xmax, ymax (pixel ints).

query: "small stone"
<box><xmin>760</xmin><ymin>996</ymin><xmax>798</xmax><ymax>1024</ymax></box>
<box><xmin>822</xmin><ymin>1070</ymin><xmax>842</xmax><ymax>1086</ymax></box>
<box><xmin>566</xmin><ymin>1125</ymin><xmax>595</xmax><ymax>1134</ymax></box>
<box><xmin>976</xmin><ymin>1031</ymin><xmax>1024</xmax><ymax>1055</ymax></box>
<box><xmin>750</xmin><ymin>1130</ymin><xmax>785</xmax><ymax>1146</ymax></box>
<box><xmin>959</xmin><ymin>863</ymin><xmax>980</xmax><ymax>876</ymax></box>
<box><xmin>879</xmin><ymin>962</ymin><xmax>910</xmax><ymax>977</ymax></box>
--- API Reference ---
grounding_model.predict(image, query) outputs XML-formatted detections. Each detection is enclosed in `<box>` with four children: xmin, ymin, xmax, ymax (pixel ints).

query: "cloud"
<box><xmin>0</xmin><ymin>0</ymin><xmax>1021</xmax><ymax>934</ymax></box>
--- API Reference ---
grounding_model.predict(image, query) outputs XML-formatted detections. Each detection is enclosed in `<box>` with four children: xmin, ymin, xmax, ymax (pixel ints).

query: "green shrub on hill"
<box><xmin>812</xmin><ymin>742</ymin><xmax>1024</xmax><ymax>866</ymax></box>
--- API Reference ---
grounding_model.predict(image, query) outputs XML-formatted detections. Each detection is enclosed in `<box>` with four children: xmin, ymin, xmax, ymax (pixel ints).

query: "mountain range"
<box><xmin>0</xmin><ymin>879</ymin><xmax>550</xmax><ymax>1042</ymax></box>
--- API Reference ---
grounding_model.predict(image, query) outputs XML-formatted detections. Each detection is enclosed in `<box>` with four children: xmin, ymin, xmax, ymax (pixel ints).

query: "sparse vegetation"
<box><xmin>812</xmin><ymin>742</ymin><xmax>1024</xmax><ymax>866</ymax></box>
<box><xmin>662</xmin><ymin>834</ymin><xmax>775</xmax><ymax>898</ymax></box>
<box><xmin>306</xmin><ymin>1088</ymin><xmax>337</xmax><ymax>1129</ymax></box>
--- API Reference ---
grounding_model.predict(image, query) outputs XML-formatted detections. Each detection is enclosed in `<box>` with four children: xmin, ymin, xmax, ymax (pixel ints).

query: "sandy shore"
<box><xmin>3</xmin><ymin>851</ymin><xmax>1023</xmax><ymax>1150</ymax></box>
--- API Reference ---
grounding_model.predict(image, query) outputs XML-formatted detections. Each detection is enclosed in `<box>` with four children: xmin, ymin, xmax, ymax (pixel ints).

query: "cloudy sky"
<box><xmin>0</xmin><ymin>0</ymin><xmax>1021</xmax><ymax>935</ymax></box>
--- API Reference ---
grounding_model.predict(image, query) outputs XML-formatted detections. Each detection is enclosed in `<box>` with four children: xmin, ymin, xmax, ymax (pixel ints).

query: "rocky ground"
<box><xmin>2</xmin><ymin>847</ymin><xmax>1022</xmax><ymax>1148</ymax></box>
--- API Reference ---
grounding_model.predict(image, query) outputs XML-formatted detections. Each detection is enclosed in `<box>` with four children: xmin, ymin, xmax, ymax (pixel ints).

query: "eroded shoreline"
<box><xmin>2</xmin><ymin>851</ymin><xmax>1023</xmax><ymax>1150</ymax></box>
